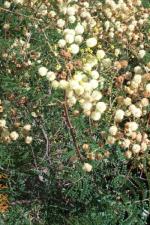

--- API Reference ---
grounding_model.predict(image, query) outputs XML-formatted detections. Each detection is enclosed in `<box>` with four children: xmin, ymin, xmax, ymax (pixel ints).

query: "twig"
<box><xmin>63</xmin><ymin>93</ymin><xmax>83</xmax><ymax>161</ymax></box>
<box><xmin>41</xmin><ymin>125</ymin><xmax>51</xmax><ymax>164</ymax></box>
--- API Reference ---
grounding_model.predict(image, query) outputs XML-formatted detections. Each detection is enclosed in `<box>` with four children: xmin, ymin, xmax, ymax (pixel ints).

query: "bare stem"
<box><xmin>63</xmin><ymin>93</ymin><xmax>83</xmax><ymax>161</ymax></box>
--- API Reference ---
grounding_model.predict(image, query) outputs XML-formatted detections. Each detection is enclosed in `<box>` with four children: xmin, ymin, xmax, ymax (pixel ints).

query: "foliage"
<box><xmin>0</xmin><ymin>0</ymin><xmax>150</xmax><ymax>225</ymax></box>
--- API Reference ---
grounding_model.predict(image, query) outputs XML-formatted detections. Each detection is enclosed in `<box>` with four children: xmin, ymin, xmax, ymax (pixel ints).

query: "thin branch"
<box><xmin>63</xmin><ymin>93</ymin><xmax>83</xmax><ymax>161</ymax></box>
<box><xmin>40</xmin><ymin>125</ymin><xmax>51</xmax><ymax>164</ymax></box>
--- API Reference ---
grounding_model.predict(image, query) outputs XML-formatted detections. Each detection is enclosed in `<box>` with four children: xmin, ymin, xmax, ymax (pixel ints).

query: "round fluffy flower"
<box><xmin>10</xmin><ymin>131</ymin><xmax>19</xmax><ymax>141</ymax></box>
<box><xmin>67</xmin><ymin>96</ymin><xmax>77</xmax><ymax>106</ymax></box>
<box><xmin>57</xmin><ymin>19</ymin><xmax>65</xmax><ymax>28</ymax></box>
<box><xmin>58</xmin><ymin>39</ymin><xmax>66</xmax><ymax>48</ymax></box>
<box><xmin>66</xmin><ymin>6</ymin><xmax>76</xmax><ymax>16</ymax></box>
<box><xmin>134</xmin><ymin>66</ymin><xmax>143</xmax><ymax>74</ymax></box>
<box><xmin>91</xmin><ymin>111</ymin><xmax>101</xmax><ymax>121</ymax></box>
<box><xmin>69</xmin><ymin>80</ymin><xmax>79</xmax><ymax>90</ymax></box>
<box><xmin>132</xmin><ymin>108</ymin><xmax>142</xmax><ymax>118</ymax></box>
<box><xmin>51</xmin><ymin>80</ymin><xmax>59</xmax><ymax>89</ymax></box>
<box><xmin>132</xmin><ymin>144</ymin><xmax>141</xmax><ymax>154</ymax></box>
<box><xmin>0</xmin><ymin>119</ymin><xmax>6</xmax><ymax>128</ymax></box>
<box><xmin>141</xmin><ymin>98</ymin><xmax>149</xmax><ymax>107</ymax></box>
<box><xmin>59</xmin><ymin>80</ymin><xmax>69</xmax><ymax>89</ymax></box>
<box><xmin>82</xmin><ymin>102</ymin><xmax>92</xmax><ymax>111</ymax></box>
<box><xmin>90</xmin><ymin>79</ymin><xmax>99</xmax><ymax>89</ymax></box>
<box><xmin>82</xmin><ymin>163</ymin><xmax>92</xmax><ymax>172</ymax></box>
<box><xmin>74</xmin><ymin>86</ymin><xmax>84</xmax><ymax>95</ymax></box>
<box><xmin>46</xmin><ymin>71</ymin><xmax>56</xmax><ymax>81</ymax></box>
<box><xmin>70</xmin><ymin>44</ymin><xmax>79</xmax><ymax>54</ymax></box>
<box><xmin>74</xmin><ymin>35</ymin><xmax>83</xmax><ymax>44</ymax></box>
<box><xmin>91</xmin><ymin>91</ymin><xmax>102</xmax><ymax>101</ymax></box>
<box><xmin>25</xmin><ymin>136</ymin><xmax>33</xmax><ymax>144</ymax></box>
<box><xmin>107</xmin><ymin>136</ymin><xmax>116</xmax><ymax>144</ymax></box>
<box><xmin>126</xmin><ymin>122</ymin><xmax>139</xmax><ymax>131</ymax></box>
<box><xmin>141</xmin><ymin>142</ymin><xmax>147</xmax><ymax>152</ymax></box>
<box><xmin>65</xmin><ymin>34</ymin><xmax>74</xmax><ymax>44</ymax></box>
<box><xmin>114</xmin><ymin>109</ymin><xmax>125</xmax><ymax>122</ymax></box>
<box><xmin>122</xmin><ymin>139</ymin><xmax>131</xmax><ymax>148</ymax></box>
<box><xmin>4</xmin><ymin>1</ymin><xmax>11</xmax><ymax>8</ymax></box>
<box><xmin>38</xmin><ymin>66</ymin><xmax>48</xmax><ymax>76</ymax></box>
<box><xmin>133</xmin><ymin>74</ymin><xmax>142</xmax><ymax>84</ymax></box>
<box><xmin>124</xmin><ymin>97</ymin><xmax>132</xmax><ymax>106</ymax></box>
<box><xmin>102</xmin><ymin>58</ymin><xmax>112</xmax><ymax>68</ymax></box>
<box><xmin>86</xmin><ymin>37</ymin><xmax>97</xmax><ymax>48</ymax></box>
<box><xmin>14</xmin><ymin>0</ymin><xmax>24</xmax><ymax>4</ymax></box>
<box><xmin>146</xmin><ymin>83</ymin><xmax>150</xmax><ymax>93</ymax></box>
<box><xmin>91</xmin><ymin>70</ymin><xmax>99</xmax><ymax>79</ymax></box>
<box><xmin>96</xmin><ymin>50</ymin><xmax>105</xmax><ymax>60</ymax></box>
<box><xmin>23</xmin><ymin>124</ymin><xmax>31</xmax><ymax>132</ymax></box>
<box><xmin>125</xmin><ymin>150</ymin><xmax>132</xmax><ymax>159</ymax></box>
<box><xmin>138</xmin><ymin>50</ymin><xmax>146</xmax><ymax>59</ymax></box>
<box><xmin>109</xmin><ymin>126</ymin><xmax>118</xmax><ymax>136</ymax></box>
<box><xmin>68</xmin><ymin>16</ymin><xmax>76</xmax><ymax>23</ymax></box>
<box><xmin>75</xmin><ymin>23</ymin><xmax>84</xmax><ymax>35</ymax></box>
<box><xmin>96</xmin><ymin>102</ymin><xmax>107</xmax><ymax>113</ymax></box>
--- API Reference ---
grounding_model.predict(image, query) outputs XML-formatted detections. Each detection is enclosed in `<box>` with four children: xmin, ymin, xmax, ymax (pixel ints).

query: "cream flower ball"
<box><xmin>138</xmin><ymin>49</ymin><xmax>146</xmax><ymax>59</ymax></box>
<box><xmin>90</xmin><ymin>79</ymin><xmax>99</xmax><ymax>89</ymax></box>
<box><xmin>59</xmin><ymin>80</ymin><xmax>69</xmax><ymax>89</ymax></box>
<box><xmin>115</xmin><ymin>109</ymin><xmax>125</xmax><ymax>122</ymax></box>
<box><xmin>23</xmin><ymin>124</ymin><xmax>31</xmax><ymax>132</ymax></box>
<box><xmin>74</xmin><ymin>35</ymin><xmax>83</xmax><ymax>44</ymax></box>
<box><xmin>65</xmin><ymin>34</ymin><xmax>74</xmax><ymax>44</ymax></box>
<box><xmin>75</xmin><ymin>23</ymin><xmax>84</xmax><ymax>35</ymax></box>
<box><xmin>124</xmin><ymin>97</ymin><xmax>132</xmax><ymax>106</ymax></box>
<box><xmin>25</xmin><ymin>136</ymin><xmax>33</xmax><ymax>144</ymax></box>
<box><xmin>132</xmin><ymin>108</ymin><xmax>142</xmax><ymax>118</ymax></box>
<box><xmin>51</xmin><ymin>80</ymin><xmax>59</xmax><ymax>89</ymax></box>
<box><xmin>57</xmin><ymin>19</ymin><xmax>65</xmax><ymax>28</ymax></box>
<box><xmin>146</xmin><ymin>83</ymin><xmax>150</xmax><ymax>93</ymax></box>
<box><xmin>70</xmin><ymin>44</ymin><xmax>79</xmax><ymax>54</ymax></box>
<box><xmin>141</xmin><ymin>98</ymin><xmax>149</xmax><ymax>107</ymax></box>
<box><xmin>91</xmin><ymin>70</ymin><xmax>99</xmax><ymax>79</ymax></box>
<box><xmin>82</xmin><ymin>102</ymin><xmax>92</xmax><ymax>111</ymax></box>
<box><xmin>91</xmin><ymin>111</ymin><xmax>101</xmax><ymax>121</ymax></box>
<box><xmin>4</xmin><ymin>1</ymin><xmax>11</xmax><ymax>8</ymax></box>
<box><xmin>0</xmin><ymin>119</ymin><xmax>6</xmax><ymax>128</ymax></box>
<box><xmin>68</xmin><ymin>16</ymin><xmax>76</xmax><ymax>23</ymax></box>
<box><xmin>122</xmin><ymin>139</ymin><xmax>131</xmax><ymax>148</ymax></box>
<box><xmin>82</xmin><ymin>163</ymin><xmax>92</xmax><ymax>172</ymax></box>
<box><xmin>109</xmin><ymin>126</ymin><xmax>118</xmax><ymax>136</ymax></box>
<box><xmin>133</xmin><ymin>74</ymin><xmax>142</xmax><ymax>84</ymax></box>
<box><xmin>10</xmin><ymin>131</ymin><xmax>19</xmax><ymax>141</ymax></box>
<box><xmin>83</xmin><ymin>63</ymin><xmax>93</xmax><ymax>72</ymax></box>
<box><xmin>69</xmin><ymin>80</ymin><xmax>79</xmax><ymax>90</ymax></box>
<box><xmin>66</xmin><ymin>6</ymin><xmax>76</xmax><ymax>16</ymax></box>
<box><xmin>64</xmin><ymin>29</ymin><xmax>75</xmax><ymax>36</ymax></box>
<box><xmin>107</xmin><ymin>136</ymin><xmax>116</xmax><ymax>144</ymax></box>
<box><xmin>58</xmin><ymin>39</ymin><xmax>66</xmax><ymax>48</ymax></box>
<box><xmin>96</xmin><ymin>102</ymin><xmax>107</xmax><ymax>113</ymax></box>
<box><xmin>86</xmin><ymin>37</ymin><xmax>97</xmax><ymax>48</ymax></box>
<box><xmin>38</xmin><ymin>66</ymin><xmax>48</xmax><ymax>76</ymax></box>
<box><xmin>67</xmin><ymin>96</ymin><xmax>77</xmax><ymax>106</ymax></box>
<box><xmin>46</xmin><ymin>71</ymin><xmax>56</xmax><ymax>81</ymax></box>
<box><xmin>132</xmin><ymin>144</ymin><xmax>141</xmax><ymax>154</ymax></box>
<box><xmin>134</xmin><ymin>66</ymin><xmax>143</xmax><ymax>74</ymax></box>
<box><xmin>96</xmin><ymin>50</ymin><xmax>105</xmax><ymax>60</ymax></box>
<box><xmin>74</xmin><ymin>86</ymin><xmax>84</xmax><ymax>96</ymax></box>
<box><xmin>127</xmin><ymin>122</ymin><xmax>139</xmax><ymax>131</ymax></box>
<box><xmin>91</xmin><ymin>91</ymin><xmax>102</xmax><ymax>101</ymax></box>
<box><xmin>14</xmin><ymin>0</ymin><xmax>24</xmax><ymax>4</ymax></box>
